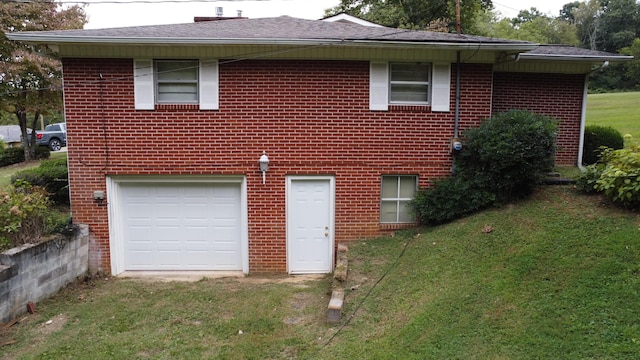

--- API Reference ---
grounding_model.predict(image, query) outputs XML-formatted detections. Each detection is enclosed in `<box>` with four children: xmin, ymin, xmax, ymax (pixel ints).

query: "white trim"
<box><xmin>107</xmin><ymin>176</ymin><xmax>124</xmax><ymax>275</ymax></box>
<box><xmin>380</xmin><ymin>175</ymin><xmax>418</xmax><ymax>223</ymax></box>
<box><xmin>199</xmin><ymin>59</ymin><xmax>219</xmax><ymax>110</ymax></box>
<box><xmin>286</xmin><ymin>175</ymin><xmax>336</xmax><ymax>274</ymax></box>
<box><xmin>6</xmin><ymin>33</ymin><xmax>540</xmax><ymax>52</ymax></box>
<box><xmin>322</xmin><ymin>13</ymin><xmax>384</xmax><ymax>27</ymax></box>
<box><xmin>518</xmin><ymin>54</ymin><xmax>633</xmax><ymax>62</ymax></box>
<box><xmin>370</xmin><ymin>61</ymin><xmax>389</xmax><ymax>111</ymax></box>
<box><xmin>578</xmin><ymin>76</ymin><xmax>588</xmax><ymax>169</ymax></box>
<box><xmin>133</xmin><ymin>59</ymin><xmax>154</xmax><ymax>110</ymax></box>
<box><xmin>431</xmin><ymin>63</ymin><xmax>451</xmax><ymax>112</ymax></box>
<box><xmin>107</xmin><ymin>175</ymin><xmax>249</xmax><ymax>275</ymax></box>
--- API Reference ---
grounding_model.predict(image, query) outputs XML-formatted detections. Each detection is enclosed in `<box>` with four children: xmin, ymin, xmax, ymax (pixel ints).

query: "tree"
<box><xmin>599</xmin><ymin>0</ymin><xmax>639</xmax><ymax>52</ymax></box>
<box><xmin>572</xmin><ymin>0</ymin><xmax>602</xmax><ymax>49</ymax></box>
<box><xmin>477</xmin><ymin>7</ymin><xmax>578</xmax><ymax>45</ymax></box>
<box><xmin>560</xmin><ymin>1</ymin><xmax>583</xmax><ymax>23</ymax></box>
<box><xmin>511</xmin><ymin>7</ymin><xmax>545</xmax><ymax>27</ymax></box>
<box><xmin>325</xmin><ymin>0</ymin><xmax>493</xmax><ymax>33</ymax></box>
<box><xmin>620</xmin><ymin>38</ymin><xmax>640</xmax><ymax>86</ymax></box>
<box><xmin>0</xmin><ymin>1</ymin><xmax>85</xmax><ymax>160</ymax></box>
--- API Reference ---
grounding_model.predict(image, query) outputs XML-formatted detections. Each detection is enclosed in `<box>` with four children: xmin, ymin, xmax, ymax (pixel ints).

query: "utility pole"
<box><xmin>455</xmin><ymin>0</ymin><xmax>461</xmax><ymax>34</ymax></box>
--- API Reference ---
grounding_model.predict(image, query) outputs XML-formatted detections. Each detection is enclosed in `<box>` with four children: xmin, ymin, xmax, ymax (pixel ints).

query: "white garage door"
<box><xmin>119</xmin><ymin>182</ymin><xmax>242</xmax><ymax>271</ymax></box>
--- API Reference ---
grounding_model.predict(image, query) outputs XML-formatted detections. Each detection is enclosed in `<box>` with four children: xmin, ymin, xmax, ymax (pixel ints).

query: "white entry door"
<box><xmin>287</xmin><ymin>177</ymin><xmax>335</xmax><ymax>274</ymax></box>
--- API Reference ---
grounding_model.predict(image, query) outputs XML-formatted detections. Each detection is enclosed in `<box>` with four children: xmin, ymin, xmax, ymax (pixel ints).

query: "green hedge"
<box><xmin>455</xmin><ymin>110</ymin><xmax>558</xmax><ymax>201</ymax></box>
<box><xmin>0</xmin><ymin>146</ymin><xmax>51</xmax><ymax>167</ymax></box>
<box><xmin>582</xmin><ymin>125</ymin><xmax>624</xmax><ymax>165</ymax></box>
<box><xmin>578</xmin><ymin>145</ymin><xmax>640</xmax><ymax>209</ymax></box>
<box><xmin>411</xmin><ymin>110</ymin><xmax>558</xmax><ymax>225</ymax></box>
<box><xmin>0</xmin><ymin>147</ymin><xmax>25</xmax><ymax>167</ymax></box>
<box><xmin>411</xmin><ymin>176</ymin><xmax>495</xmax><ymax>226</ymax></box>
<box><xmin>11</xmin><ymin>157</ymin><xmax>69</xmax><ymax>205</ymax></box>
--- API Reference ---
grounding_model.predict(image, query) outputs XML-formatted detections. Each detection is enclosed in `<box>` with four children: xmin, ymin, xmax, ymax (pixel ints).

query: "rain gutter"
<box><xmin>518</xmin><ymin>54</ymin><xmax>633</xmax><ymax>62</ymax></box>
<box><xmin>6</xmin><ymin>33</ymin><xmax>538</xmax><ymax>52</ymax></box>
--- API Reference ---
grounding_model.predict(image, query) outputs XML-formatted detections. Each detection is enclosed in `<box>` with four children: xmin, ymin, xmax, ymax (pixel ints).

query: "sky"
<box><xmin>82</xmin><ymin>0</ymin><xmax>572</xmax><ymax>30</ymax></box>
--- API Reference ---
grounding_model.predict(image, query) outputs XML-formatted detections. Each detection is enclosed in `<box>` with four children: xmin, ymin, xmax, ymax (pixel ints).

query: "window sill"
<box><xmin>379</xmin><ymin>223</ymin><xmax>417</xmax><ymax>231</ymax></box>
<box><xmin>388</xmin><ymin>104</ymin><xmax>431</xmax><ymax>112</ymax></box>
<box><xmin>155</xmin><ymin>104</ymin><xmax>200</xmax><ymax>111</ymax></box>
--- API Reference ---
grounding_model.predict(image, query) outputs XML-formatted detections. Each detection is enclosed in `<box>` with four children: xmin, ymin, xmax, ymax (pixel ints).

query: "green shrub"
<box><xmin>0</xmin><ymin>181</ymin><xmax>51</xmax><ymax>250</ymax></box>
<box><xmin>593</xmin><ymin>145</ymin><xmax>640</xmax><ymax>209</ymax></box>
<box><xmin>411</xmin><ymin>177</ymin><xmax>495</xmax><ymax>226</ymax></box>
<box><xmin>456</xmin><ymin>110</ymin><xmax>558</xmax><ymax>202</ymax></box>
<box><xmin>575</xmin><ymin>164</ymin><xmax>604</xmax><ymax>193</ymax></box>
<box><xmin>582</xmin><ymin>125</ymin><xmax>624</xmax><ymax>165</ymax></box>
<box><xmin>0</xmin><ymin>147</ymin><xmax>25</xmax><ymax>167</ymax></box>
<box><xmin>411</xmin><ymin>110</ymin><xmax>558</xmax><ymax>225</ymax></box>
<box><xmin>0</xmin><ymin>146</ymin><xmax>50</xmax><ymax>167</ymax></box>
<box><xmin>12</xmin><ymin>157</ymin><xmax>69</xmax><ymax>205</ymax></box>
<box><xmin>35</xmin><ymin>145</ymin><xmax>51</xmax><ymax>160</ymax></box>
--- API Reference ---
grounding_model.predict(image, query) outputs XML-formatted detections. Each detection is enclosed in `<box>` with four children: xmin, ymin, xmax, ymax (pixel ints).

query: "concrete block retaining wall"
<box><xmin>0</xmin><ymin>224</ymin><xmax>89</xmax><ymax>323</ymax></box>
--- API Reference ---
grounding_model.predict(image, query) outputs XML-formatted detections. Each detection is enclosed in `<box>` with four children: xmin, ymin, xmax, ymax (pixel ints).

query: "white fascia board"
<box><xmin>346</xmin><ymin>40</ymin><xmax>538</xmax><ymax>51</ymax></box>
<box><xmin>519</xmin><ymin>54</ymin><xmax>634</xmax><ymax>62</ymax></box>
<box><xmin>6</xmin><ymin>33</ymin><xmax>538</xmax><ymax>52</ymax></box>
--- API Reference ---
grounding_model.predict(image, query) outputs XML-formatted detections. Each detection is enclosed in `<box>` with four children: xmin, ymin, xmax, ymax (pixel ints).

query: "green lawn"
<box><xmin>2</xmin><ymin>185</ymin><xmax>639</xmax><ymax>359</ymax></box>
<box><xmin>587</xmin><ymin>92</ymin><xmax>640</xmax><ymax>142</ymax></box>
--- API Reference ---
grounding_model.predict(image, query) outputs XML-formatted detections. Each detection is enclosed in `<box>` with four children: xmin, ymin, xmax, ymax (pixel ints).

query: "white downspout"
<box><xmin>577</xmin><ymin>76</ymin><xmax>588</xmax><ymax>170</ymax></box>
<box><xmin>579</xmin><ymin>61</ymin><xmax>609</xmax><ymax>169</ymax></box>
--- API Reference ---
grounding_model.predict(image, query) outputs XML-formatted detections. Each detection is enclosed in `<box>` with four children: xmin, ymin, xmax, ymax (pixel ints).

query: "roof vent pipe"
<box><xmin>216</xmin><ymin>7</ymin><xmax>223</xmax><ymax>17</ymax></box>
<box><xmin>237</xmin><ymin>10</ymin><xmax>242</xmax><ymax>17</ymax></box>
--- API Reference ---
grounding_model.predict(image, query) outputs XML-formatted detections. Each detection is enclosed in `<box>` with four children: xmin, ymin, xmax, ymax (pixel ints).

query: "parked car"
<box><xmin>35</xmin><ymin>123</ymin><xmax>67</xmax><ymax>151</ymax></box>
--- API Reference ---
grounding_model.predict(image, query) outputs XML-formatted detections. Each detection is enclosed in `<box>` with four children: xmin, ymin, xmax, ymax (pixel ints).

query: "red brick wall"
<box><xmin>492</xmin><ymin>72</ymin><xmax>586</xmax><ymax>165</ymax></box>
<box><xmin>62</xmin><ymin>59</ymin><xmax>493</xmax><ymax>273</ymax></box>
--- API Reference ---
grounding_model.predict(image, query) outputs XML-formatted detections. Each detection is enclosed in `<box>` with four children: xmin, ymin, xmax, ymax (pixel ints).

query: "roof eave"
<box><xmin>519</xmin><ymin>54</ymin><xmax>634</xmax><ymax>62</ymax></box>
<box><xmin>6</xmin><ymin>33</ymin><xmax>537</xmax><ymax>51</ymax></box>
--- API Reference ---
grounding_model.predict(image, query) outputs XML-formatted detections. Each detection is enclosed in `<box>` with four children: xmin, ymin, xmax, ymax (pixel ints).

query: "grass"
<box><xmin>0</xmin><ymin>151</ymin><xmax>67</xmax><ymax>186</ymax></box>
<box><xmin>2</xmin><ymin>185</ymin><xmax>639</xmax><ymax>359</ymax></box>
<box><xmin>587</xmin><ymin>92</ymin><xmax>640</xmax><ymax>142</ymax></box>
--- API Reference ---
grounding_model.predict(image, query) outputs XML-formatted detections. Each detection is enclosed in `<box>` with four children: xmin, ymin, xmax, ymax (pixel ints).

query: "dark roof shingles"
<box><xmin>22</xmin><ymin>16</ymin><xmax>531</xmax><ymax>44</ymax></box>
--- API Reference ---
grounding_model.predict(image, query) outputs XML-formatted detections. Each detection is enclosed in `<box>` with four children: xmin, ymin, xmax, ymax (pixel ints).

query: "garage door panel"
<box><xmin>120</xmin><ymin>182</ymin><xmax>242</xmax><ymax>271</ymax></box>
<box><xmin>157</xmin><ymin>250</ymin><xmax>181</xmax><ymax>266</ymax></box>
<box><xmin>128</xmin><ymin>250</ymin><xmax>153</xmax><ymax>266</ymax></box>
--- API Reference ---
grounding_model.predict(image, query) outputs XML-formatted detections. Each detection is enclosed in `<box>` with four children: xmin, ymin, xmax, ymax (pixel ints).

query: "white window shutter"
<box><xmin>431</xmin><ymin>63</ymin><xmax>451</xmax><ymax>112</ymax></box>
<box><xmin>199</xmin><ymin>59</ymin><xmax>219</xmax><ymax>110</ymax></box>
<box><xmin>369</xmin><ymin>61</ymin><xmax>389</xmax><ymax>111</ymax></box>
<box><xmin>133</xmin><ymin>59</ymin><xmax>154</xmax><ymax>110</ymax></box>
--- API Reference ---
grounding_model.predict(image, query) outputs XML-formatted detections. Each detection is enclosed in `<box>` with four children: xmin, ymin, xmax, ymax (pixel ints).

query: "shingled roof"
<box><xmin>7</xmin><ymin>16</ymin><xmax>533</xmax><ymax>48</ymax></box>
<box><xmin>7</xmin><ymin>16</ymin><xmax>633</xmax><ymax>62</ymax></box>
<box><xmin>520</xmin><ymin>44</ymin><xmax>632</xmax><ymax>62</ymax></box>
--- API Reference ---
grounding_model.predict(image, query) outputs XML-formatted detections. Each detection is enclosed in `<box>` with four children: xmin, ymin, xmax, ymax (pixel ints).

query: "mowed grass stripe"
<box><xmin>587</xmin><ymin>92</ymin><xmax>640</xmax><ymax>141</ymax></box>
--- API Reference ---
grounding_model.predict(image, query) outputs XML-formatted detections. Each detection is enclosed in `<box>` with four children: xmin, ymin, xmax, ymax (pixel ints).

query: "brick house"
<box><xmin>8</xmin><ymin>15</ymin><xmax>631</xmax><ymax>275</ymax></box>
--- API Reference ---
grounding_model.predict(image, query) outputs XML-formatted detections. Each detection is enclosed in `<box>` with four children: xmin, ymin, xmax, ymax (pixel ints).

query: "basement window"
<box><xmin>380</xmin><ymin>175</ymin><xmax>417</xmax><ymax>223</ymax></box>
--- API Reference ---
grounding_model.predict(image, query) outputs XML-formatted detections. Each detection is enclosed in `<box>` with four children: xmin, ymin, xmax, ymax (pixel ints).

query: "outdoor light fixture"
<box><xmin>259</xmin><ymin>151</ymin><xmax>269</xmax><ymax>184</ymax></box>
<box><xmin>93</xmin><ymin>190</ymin><xmax>105</xmax><ymax>205</ymax></box>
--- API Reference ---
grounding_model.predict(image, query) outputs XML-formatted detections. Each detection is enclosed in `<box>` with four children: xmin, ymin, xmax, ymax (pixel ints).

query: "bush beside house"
<box><xmin>582</xmin><ymin>125</ymin><xmax>624</xmax><ymax>165</ymax></box>
<box><xmin>578</xmin><ymin>145</ymin><xmax>640</xmax><ymax>209</ymax></box>
<box><xmin>411</xmin><ymin>110</ymin><xmax>558</xmax><ymax>225</ymax></box>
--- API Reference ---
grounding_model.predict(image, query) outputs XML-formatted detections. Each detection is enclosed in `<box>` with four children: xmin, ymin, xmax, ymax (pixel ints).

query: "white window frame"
<box><xmin>369</xmin><ymin>61</ymin><xmax>450</xmax><ymax>112</ymax></box>
<box><xmin>134</xmin><ymin>59</ymin><xmax>219</xmax><ymax>110</ymax></box>
<box><xmin>389</xmin><ymin>62</ymin><xmax>431</xmax><ymax>105</ymax></box>
<box><xmin>380</xmin><ymin>175</ymin><xmax>418</xmax><ymax>224</ymax></box>
<box><xmin>154</xmin><ymin>59</ymin><xmax>199</xmax><ymax>104</ymax></box>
